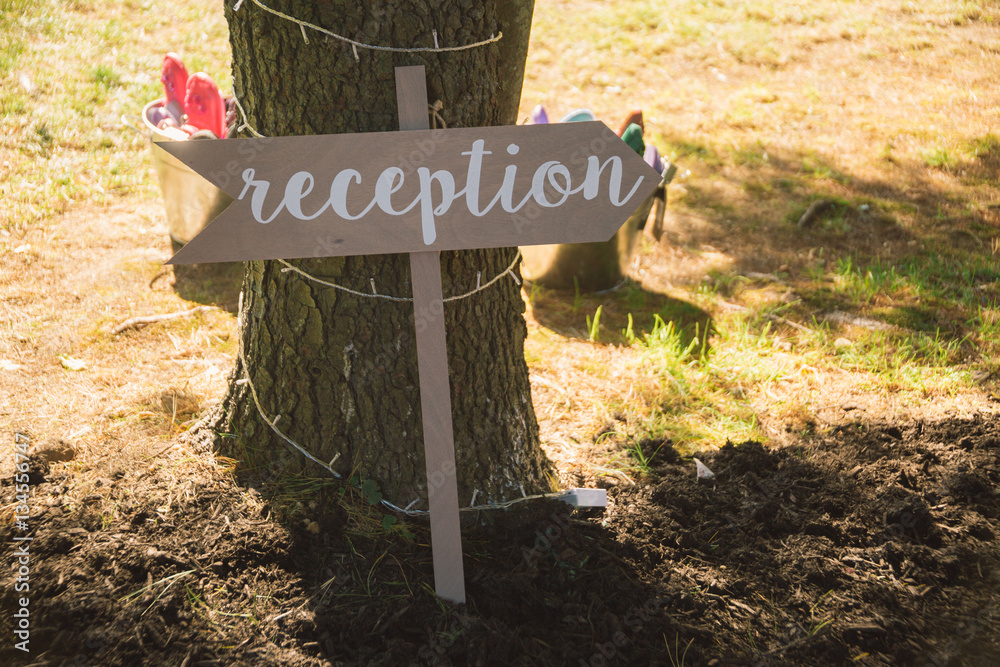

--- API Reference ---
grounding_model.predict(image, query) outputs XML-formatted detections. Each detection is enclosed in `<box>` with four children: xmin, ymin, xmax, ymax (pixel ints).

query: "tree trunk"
<box><xmin>197</xmin><ymin>0</ymin><xmax>554</xmax><ymax>509</ymax></box>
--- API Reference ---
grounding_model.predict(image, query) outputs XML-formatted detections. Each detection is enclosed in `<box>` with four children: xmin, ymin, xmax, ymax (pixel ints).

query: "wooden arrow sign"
<box><xmin>158</xmin><ymin>66</ymin><xmax>660</xmax><ymax>605</ymax></box>
<box><xmin>158</xmin><ymin>118</ymin><xmax>660</xmax><ymax>264</ymax></box>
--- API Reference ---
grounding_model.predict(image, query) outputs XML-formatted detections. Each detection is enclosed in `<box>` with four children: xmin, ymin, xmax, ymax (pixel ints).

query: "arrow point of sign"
<box><xmin>591</xmin><ymin>120</ymin><xmax>665</xmax><ymax>195</ymax></box>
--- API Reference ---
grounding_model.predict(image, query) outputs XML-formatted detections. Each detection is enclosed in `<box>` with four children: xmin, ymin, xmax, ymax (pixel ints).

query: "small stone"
<box><xmin>834</xmin><ymin>337</ymin><xmax>853</xmax><ymax>350</ymax></box>
<box><xmin>306</xmin><ymin>521</ymin><xmax>321</xmax><ymax>534</ymax></box>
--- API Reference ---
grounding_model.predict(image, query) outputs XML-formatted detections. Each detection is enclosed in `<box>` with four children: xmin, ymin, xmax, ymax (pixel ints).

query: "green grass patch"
<box><xmin>921</xmin><ymin>146</ymin><xmax>957</xmax><ymax>170</ymax></box>
<box><xmin>626</xmin><ymin>314</ymin><xmax>763</xmax><ymax>451</ymax></box>
<box><xmin>0</xmin><ymin>0</ymin><xmax>231</xmax><ymax>231</ymax></box>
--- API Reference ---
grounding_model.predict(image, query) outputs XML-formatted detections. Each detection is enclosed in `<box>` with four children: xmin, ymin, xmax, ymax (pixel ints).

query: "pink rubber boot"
<box><xmin>183</xmin><ymin>73</ymin><xmax>226</xmax><ymax>138</ymax></box>
<box><xmin>160</xmin><ymin>52</ymin><xmax>188</xmax><ymax>123</ymax></box>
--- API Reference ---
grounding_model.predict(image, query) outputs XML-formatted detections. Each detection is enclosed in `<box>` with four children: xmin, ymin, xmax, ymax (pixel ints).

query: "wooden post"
<box><xmin>395</xmin><ymin>65</ymin><xmax>466</xmax><ymax>604</ymax></box>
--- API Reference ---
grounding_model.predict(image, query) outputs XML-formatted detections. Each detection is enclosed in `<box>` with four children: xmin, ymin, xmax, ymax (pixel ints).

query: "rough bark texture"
<box><xmin>200</xmin><ymin>0</ymin><xmax>554</xmax><ymax>508</ymax></box>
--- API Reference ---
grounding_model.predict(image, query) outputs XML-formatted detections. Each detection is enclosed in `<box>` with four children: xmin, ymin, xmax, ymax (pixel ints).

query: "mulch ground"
<box><xmin>2</xmin><ymin>414</ymin><xmax>998</xmax><ymax>666</ymax></box>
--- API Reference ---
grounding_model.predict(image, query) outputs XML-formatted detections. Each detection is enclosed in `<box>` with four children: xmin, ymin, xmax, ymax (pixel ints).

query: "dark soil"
<box><xmin>3</xmin><ymin>415</ymin><xmax>999</xmax><ymax>666</ymax></box>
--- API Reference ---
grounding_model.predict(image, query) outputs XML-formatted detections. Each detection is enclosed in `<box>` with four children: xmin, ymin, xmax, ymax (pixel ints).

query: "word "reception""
<box><xmin>237</xmin><ymin>139</ymin><xmax>646</xmax><ymax>245</ymax></box>
<box><xmin>160</xmin><ymin>120</ymin><xmax>662</xmax><ymax>263</ymax></box>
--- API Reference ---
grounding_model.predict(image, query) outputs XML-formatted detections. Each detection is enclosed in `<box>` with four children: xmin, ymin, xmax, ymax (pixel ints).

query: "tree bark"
<box><xmin>197</xmin><ymin>0</ymin><xmax>554</xmax><ymax>509</ymax></box>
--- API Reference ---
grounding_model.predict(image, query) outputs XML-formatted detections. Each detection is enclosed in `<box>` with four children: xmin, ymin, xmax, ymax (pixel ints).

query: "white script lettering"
<box><xmin>236</xmin><ymin>141</ymin><xmax>645</xmax><ymax>245</ymax></box>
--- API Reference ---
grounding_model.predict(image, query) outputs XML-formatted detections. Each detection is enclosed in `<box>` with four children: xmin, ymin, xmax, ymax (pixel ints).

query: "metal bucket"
<box><xmin>520</xmin><ymin>188</ymin><xmax>658</xmax><ymax>291</ymax></box>
<box><xmin>141</xmin><ymin>99</ymin><xmax>233</xmax><ymax>250</ymax></box>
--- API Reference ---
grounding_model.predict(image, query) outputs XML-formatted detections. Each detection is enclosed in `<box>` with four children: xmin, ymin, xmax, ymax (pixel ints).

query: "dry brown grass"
<box><xmin>518</xmin><ymin>0</ymin><xmax>1000</xmax><ymax>465</ymax></box>
<box><xmin>2</xmin><ymin>0</ymin><xmax>999</xmax><ymax>497</ymax></box>
<box><xmin>0</xmin><ymin>201</ymin><xmax>238</xmax><ymax>482</ymax></box>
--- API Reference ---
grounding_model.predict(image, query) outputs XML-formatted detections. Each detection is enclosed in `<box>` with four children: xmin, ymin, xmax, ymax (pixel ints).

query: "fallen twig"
<box><xmin>148</xmin><ymin>268</ymin><xmax>173</xmax><ymax>289</ymax></box>
<box><xmin>530</xmin><ymin>373</ymin><xmax>569</xmax><ymax>395</ymax></box>
<box><xmin>797</xmin><ymin>199</ymin><xmax>832</xmax><ymax>229</ymax></box>
<box><xmin>112</xmin><ymin>306</ymin><xmax>217</xmax><ymax>335</ymax></box>
<box><xmin>744</xmin><ymin>271</ymin><xmax>785</xmax><ymax>283</ymax></box>
<box><xmin>718</xmin><ymin>301</ymin><xmax>816</xmax><ymax>334</ymax></box>
<box><xmin>765</xmin><ymin>313</ymin><xmax>816</xmax><ymax>335</ymax></box>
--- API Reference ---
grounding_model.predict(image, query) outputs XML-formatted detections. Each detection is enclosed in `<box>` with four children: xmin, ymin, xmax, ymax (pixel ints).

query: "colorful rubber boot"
<box><xmin>161</xmin><ymin>52</ymin><xmax>188</xmax><ymax>122</ymax></box>
<box><xmin>184</xmin><ymin>72</ymin><xmax>226</xmax><ymax>139</ymax></box>
<box><xmin>617</xmin><ymin>109</ymin><xmax>643</xmax><ymax>137</ymax></box>
<box><xmin>621</xmin><ymin>123</ymin><xmax>645</xmax><ymax>156</ymax></box>
<box><xmin>529</xmin><ymin>104</ymin><xmax>549</xmax><ymax>124</ymax></box>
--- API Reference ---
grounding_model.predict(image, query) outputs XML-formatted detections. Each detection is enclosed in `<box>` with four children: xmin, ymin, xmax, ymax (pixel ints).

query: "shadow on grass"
<box><xmin>654</xmin><ymin>131</ymin><xmax>1000</xmax><ymax>350</ymax></box>
<box><xmin>662</xmin><ymin>130</ymin><xmax>1000</xmax><ymax>257</ymax></box>
<box><xmin>171</xmin><ymin>259</ymin><xmax>244</xmax><ymax>314</ymax></box>
<box><xmin>526</xmin><ymin>277</ymin><xmax>714</xmax><ymax>350</ymax></box>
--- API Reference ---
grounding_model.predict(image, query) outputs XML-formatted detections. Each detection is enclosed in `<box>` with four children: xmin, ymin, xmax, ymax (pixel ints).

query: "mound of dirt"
<box><xmin>2</xmin><ymin>415</ymin><xmax>998</xmax><ymax>666</ymax></box>
<box><xmin>606</xmin><ymin>415</ymin><xmax>1000</xmax><ymax>665</ymax></box>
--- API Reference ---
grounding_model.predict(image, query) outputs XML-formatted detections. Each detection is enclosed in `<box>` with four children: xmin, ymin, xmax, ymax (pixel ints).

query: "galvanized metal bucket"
<box><xmin>140</xmin><ymin>99</ymin><xmax>233</xmax><ymax>250</ymax></box>
<box><xmin>520</xmin><ymin>188</ymin><xmax>658</xmax><ymax>291</ymax></box>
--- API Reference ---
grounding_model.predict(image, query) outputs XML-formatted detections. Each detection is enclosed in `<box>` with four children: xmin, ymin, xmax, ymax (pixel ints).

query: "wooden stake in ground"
<box><xmin>395</xmin><ymin>65</ymin><xmax>466</xmax><ymax>604</ymax></box>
